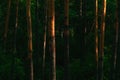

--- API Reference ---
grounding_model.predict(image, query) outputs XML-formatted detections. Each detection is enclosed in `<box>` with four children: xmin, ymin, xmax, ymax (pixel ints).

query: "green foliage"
<box><xmin>0</xmin><ymin>51</ymin><xmax>25</xmax><ymax>80</ymax></box>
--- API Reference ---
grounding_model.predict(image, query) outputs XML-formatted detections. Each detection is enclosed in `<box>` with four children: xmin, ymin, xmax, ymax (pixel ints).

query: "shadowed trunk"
<box><xmin>10</xmin><ymin>0</ymin><xmax>19</xmax><ymax>80</ymax></box>
<box><xmin>42</xmin><ymin>0</ymin><xmax>48</xmax><ymax>80</ymax></box>
<box><xmin>111</xmin><ymin>0</ymin><xmax>119</xmax><ymax>79</ymax></box>
<box><xmin>63</xmin><ymin>0</ymin><xmax>70</xmax><ymax>80</ymax></box>
<box><xmin>3</xmin><ymin>0</ymin><xmax>11</xmax><ymax>53</ymax></box>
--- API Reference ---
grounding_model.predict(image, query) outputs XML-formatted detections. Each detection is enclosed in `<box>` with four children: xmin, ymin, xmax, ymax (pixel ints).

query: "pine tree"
<box><xmin>42</xmin><ymin>0</ymin><xmax>47</xmax><ymax>79</ymax></box>
<box><xmin>63</xmin><ymin>0</ymin><xmax>69</xmax><ymax>80</ymax></box>
<box><xmin>10</xmin><ymin>0</ymin><xmax>19</xmax><ymax>80</ymax></box>
<box><xmin>95</xmin><ymin>0</ymin><xmax>98</xmax><ymax>80</ymax></box>
<box><xmin>26</xmin><ymin>0</ymin><xmax>34</xmax><ymax>80</ymax></box>
<box><xmin>111</xmin><ymin>0</ymin><xmax>119</xmax><ymax>79</ymax></box>
<box><xmin>4</xmin><ymin>0</ymin><xmax>11</xmax><ymax>52</ymax></box>
<box><xmin>99</xmin><ymin>0</ymin><xmax>106</xmax><ymax>80</ymax></box>
<box><xmin>48</xmin><ymin>0</ymin><xmax>56</xmax><ymax>80</ymax></box>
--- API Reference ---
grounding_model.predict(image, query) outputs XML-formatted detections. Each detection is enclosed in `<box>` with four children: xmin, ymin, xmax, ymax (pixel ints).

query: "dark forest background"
<box><xmin>0</xmin><ymin>0</ymin><xmax>120</xmax><ymax>80</ymax></box>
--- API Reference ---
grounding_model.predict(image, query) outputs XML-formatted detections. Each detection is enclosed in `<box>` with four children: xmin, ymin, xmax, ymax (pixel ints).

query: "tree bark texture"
<box><xmin>99</xmin><ymin>0</ymin><xmax>106</xmax><ymax>80</ymax></box>
<box><xmin>26</xmin><ymin>0</ymin><xmax>34</xmax><ymax>80</ymax></box>
<box><xmin>95</xmin><ymin>0</ymin><xmax>99</xmax><ymax>80</ymax></box>
<box><xmin>48</xmin><ymin>0</ymin><xmax>56</xmax><ymax>80</ymax></box>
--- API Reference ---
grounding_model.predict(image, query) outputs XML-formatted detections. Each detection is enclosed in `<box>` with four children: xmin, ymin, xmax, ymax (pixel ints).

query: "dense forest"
<box><xmin>0</xmin><ymin>0</ymin><xmax>120</xmax><ymax>80</ymax></box>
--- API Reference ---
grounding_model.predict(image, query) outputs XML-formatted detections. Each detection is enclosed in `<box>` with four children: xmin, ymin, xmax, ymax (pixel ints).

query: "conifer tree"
<box><xmin>99</xmin><ymin>0</ymin><xmax>106</xmax><ymax>80</ymax></box>
<box><xmin>63</xmin><ymin>0</ymin><xmax>69</xmax><ymax>80</ymax></box>
<box><xmin>48</xmin><ymin>0</ymin><xmax>56</xmax><ymax>80</ymax></box>
<box><xmin>26</xmin><ymin>0</ymin><xmax>34</xmax><ymax>80</ymax></box>
<box><xmin>95</xmin><ymin>0</ymin><xmax>98</xmax><ymax>80</ymax></box>
<box><xmin>4</xmin><ymin>0</ymin><xmax>11</xmax><ymax>52</ymax></box>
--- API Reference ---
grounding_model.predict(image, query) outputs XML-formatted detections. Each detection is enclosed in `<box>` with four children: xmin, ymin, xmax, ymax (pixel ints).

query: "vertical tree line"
<box><xmin>111</xmin><ymin>0</ymin><xmax>119</xmax><ymax>79</ymax></box>
<box><xmin>48</xmin><ymin>0</ymin><xmax>56</xmax><ymax>80</ymax></box>
<box><xmin>95</xmin><ymin>0</ymin><xmax>98</xmax><ymax>80</ymax></box>
<box><xmin>82</xmin><ymin>0</ymin><xmax>87</xmax><ymax>57</ymax></box>
<box><xmin>10</xmin><ymin>0</ymin><xmax>19</xmax><ymax>80</ymax></box>
<box><xmin>63</xmin><ymin>0</ymin><xmax>69</xmax><ymax>80</ymax></box>
<box><xmin>99</xmin><ymin>0</ymin><xmax>106</xmax><ymax>80</ymax></box>
<box><xmin>2</xmin><ymin>0</ymin><xmax>120</xmax><ymax>80</ymax></box>
<box><xmin>3</xmin><ymin>0</ymin><xmax>11</xmax><ymax>52</ymax></box>
<box><xmin>26</xmin><ymin>0</ymin><xmax>34</xmax><ymax>80</ymax></box>
<box><xmin>34</xmin><ymin>0</ymin><xmax>40</xmax><ymax>79</ymax></box>
<box><xmin>42</xmin><ymin>0</ymin><xmax>47</xmax><ymax>79</ymax></box>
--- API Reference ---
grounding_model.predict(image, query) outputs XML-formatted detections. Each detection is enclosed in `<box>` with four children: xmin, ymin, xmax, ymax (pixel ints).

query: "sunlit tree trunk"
<box><xmin>63</xmin><ymin>0</ymin><xmax>69</xmax><ymax>80</ymax></box>
<box><xmin>4</xmin><ymin>0</ymin><xmax>11</xmax><ymax>52</ymax></box>
<box><xmin>26</xmin><ymin>0</ymin><xmax>34</xmax><ymax>80</ymax></box>
<box><xmin>48</xmin><ymin>0</ymin><xmax>56</xmax><ymax>80</ymax></box>
<box><xmin>99</xmin><ymin>0</ymin><xmax>106</xmax><ymax>80</ymax></box>
<box><xmin>10</xmin><ymin>0</ymin><xmax>19</xmax><ymax>80</ymax></box>
<box><xmin>95</xmin><ymin>0</ymin><xmax>98</xmax><ymax>80</ymax></box>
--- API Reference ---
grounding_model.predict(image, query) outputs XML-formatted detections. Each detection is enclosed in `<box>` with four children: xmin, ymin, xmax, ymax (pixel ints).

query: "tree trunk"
<box><xmin>95</xmin><ymin>0</ymin><xmax>98</xmax><ymax>80</ymax></box>
<box><xmin>48</xmin><ymin>0</ymin><xmax>56</xmax><ymax>80</ymax></box>
<box><xmin>99</xmin><ymin>0</ymin><xmax>106</xmax><ymax>80</ymax></box>
<box><xmin>42</xmin><ymin>0</ymin><xmax>48</xmax><ymax>80</ymax></box>
<box><xmin>74</xmin><ymin>0</ymin><xmax>86</xmax><ymax>59</ymax></box>
<box><xmin>63</xmin><ymin>0</ymin><xmax>69</xmax><ymax>80</ymax></box>
<box><xmin>4</xmin><ymin>0</ymin><xmax>11</xmax><ymax>52</ymax></box>
<box><xmin>10</xmin><ymin>0</ymin><xmax>19</xmax><ymax>80</ymax></box>
<box><xmin>111</xmin><ymin>0</ymin><xmax>119</xmax><ymax>79</ymax></box>
<box><xmin>82</xmin><ymin>0</ymin><xmax>87</xmax><ymax>60</ymax></box>
<box><xmin>34</xmin><ymin>0</ymin><xmax>40</xmax><ymax>79</ymax></box>
<box><xmin>26</xmin><ymin>0</ymin><xmax>34</xmax><ymax>80</ymax></box>
<box><xmin>78</xmin><ymin>0</ymin><xmax>87</xmax><ymax>60</ymax></box>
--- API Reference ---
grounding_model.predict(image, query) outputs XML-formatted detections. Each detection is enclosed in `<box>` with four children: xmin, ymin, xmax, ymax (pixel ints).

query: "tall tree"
<box><xmin>42</xmin><ymin>0</ymin><xmax>47</xmax><ymax>79</ymax></box>
<box><xmin>10</xmin><ymin>0</ymin><xmax>19</xmax><ymax>80</ymax></box>
<box><xmin>80</xmin><ymin>0</ymin><xmax>82</xmax><ymax>16</ymax></box>
<box><xmin>95</xmin><ymin>0</ymin><xmax>98</xmax><ymax>80</ymax></box>
<box><xmin>63</xmin><ymin>0</ymin><xmax>69</xmax><ymax>80</ymax></box>
<box><xmin>3</xmin><ymin>0</ymin><xmax>11</xmax><ymax>52</ymax></box>
<box><xmin>48</xmin><ymin>0</ymin><xmax>56</xmax><ymax>80</ymax></box>
<box><xmin>74</xmin><ymin>0</ymin><xmax>86</xmax><ymax>61</ymax></box>
<box><xmin>26</xmin><ymin>0</ymin><xmax>34</xmax><ymax>80</ymax></box>
<box><xmin>74</xmin><ymin>0</ymin><xmax>85</xmax><ymax>60</ymax></box>
<box><xmin>82</xmin><ymin>0</ymin><xmax>87</xmax><ymax>59</ymax></box>
<box><xmin>99</xmin><ymin>0</ymin><xmax>106</xmax><ymax>80</ymax></box>
<box><xmin>34</xmin><ymin>0</ymin><xmax>40</xmax><ymax>79</ymax></box>
<box><xmin>111</xmin><ymin>0</ymin><xmax>119</xmax><ymax>79</ymax></box>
